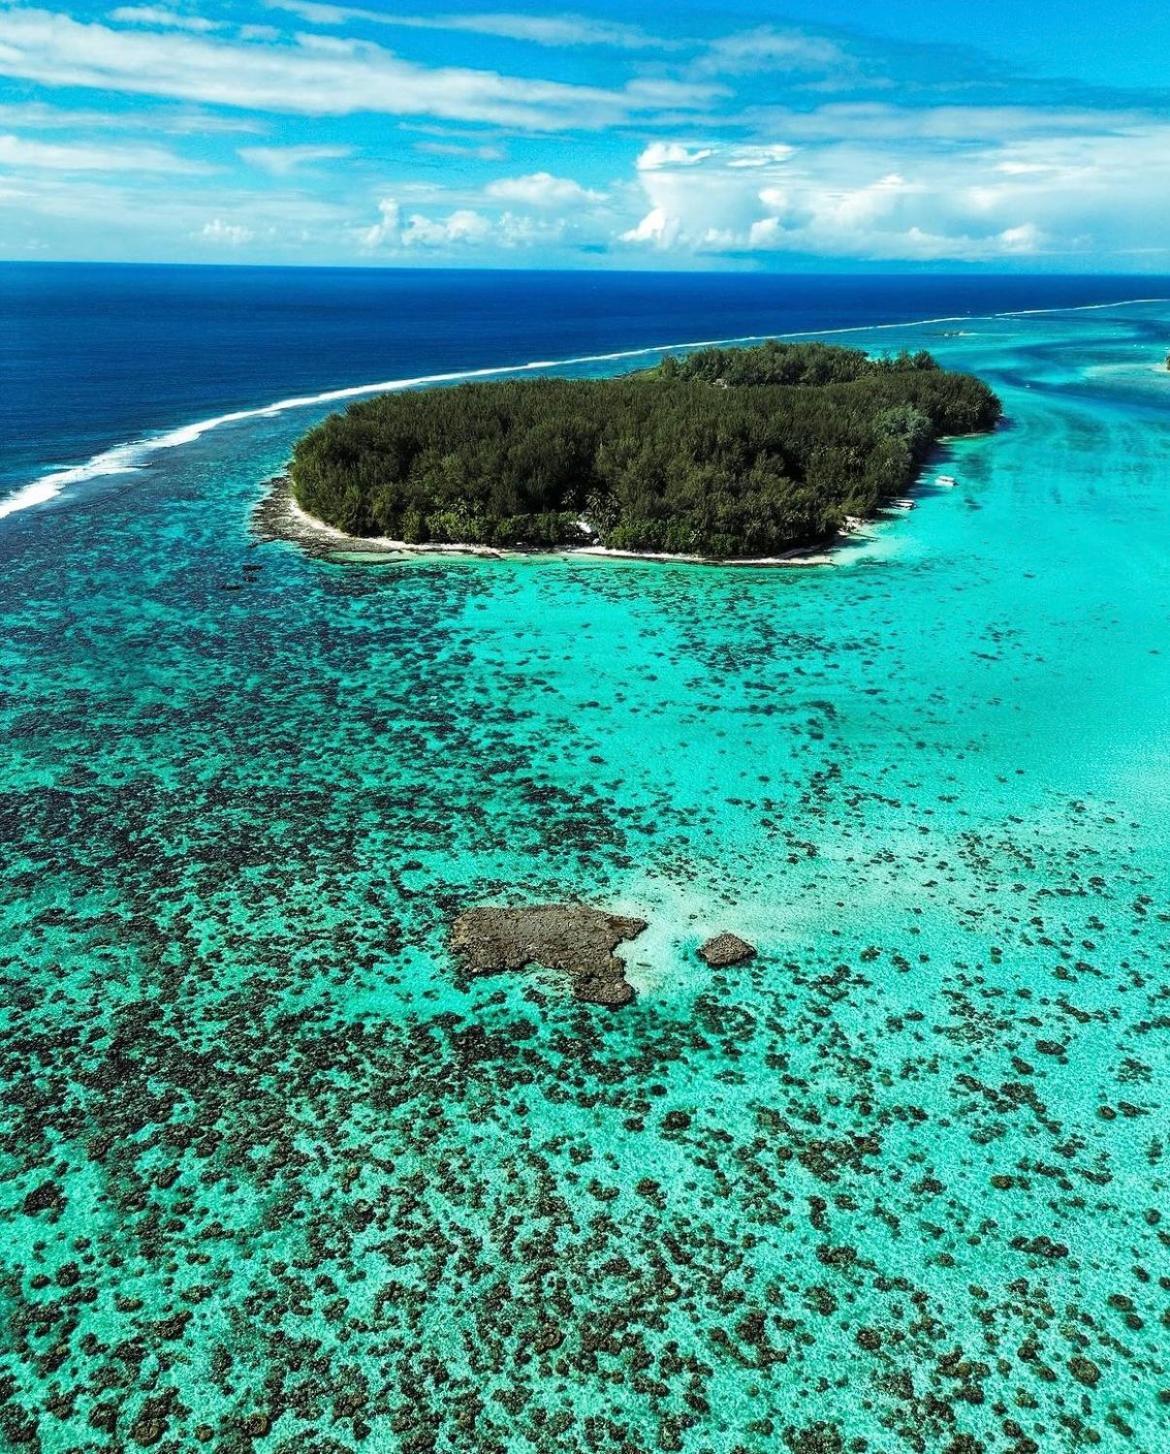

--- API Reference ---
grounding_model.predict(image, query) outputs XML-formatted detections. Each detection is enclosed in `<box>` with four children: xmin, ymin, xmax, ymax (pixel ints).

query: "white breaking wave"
<box><xmin>2</xmin><ymin>295</ymin><xmax>1166</xmax><ymax>523</ymax></box>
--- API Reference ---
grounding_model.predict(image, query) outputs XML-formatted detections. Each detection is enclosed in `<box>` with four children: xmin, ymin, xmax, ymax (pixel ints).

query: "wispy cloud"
<box><xmin>415</xmin><ymin>140</ymin><xmax>506</xmax><ymax>161</ymax></box>
<box><xmin>0</xmin><ymin>7</ymin><xmax>712</xmax><ymax>129</ymax></box>
<box><xmin>0</xmin><ymin>168</ymin><xmax>348</xmax><ymax>252</ymax></box>
<box><xmin>0</xmin><ymin>130</ymin><xmax>208</xmax><ymax>171</ymax></box>
<box><xmin>742</xmin><ymin>102</ymin><xmax>1158</xmax><ymax>143</ymax></box>
<box><xmin>239</xmin><ymin>143</ymin><xmax>352</xmax><ymax>174</ymax></box>
<box><xmin>637</xmin><ymin>142</ymin><xmax>793</xmax><ymax>171</ymax></box>
<box><xmin>0</xmin><ymin>99</ymin><xmax>266</xmax><ymax>134</ymax></box>
<box><xmin>265</xmin><ymin>2</ymin><xmax>662</xmax><ymax>50</ymax></box>
<box><xmin>693</xmin><ymin>26</ymin><xmax>849</xmax><ymax>77</ymax></box>
<box><xmin>109</xmin><ymin>6</ymin><xmax>223</xmax><ymax>31</ymax></box>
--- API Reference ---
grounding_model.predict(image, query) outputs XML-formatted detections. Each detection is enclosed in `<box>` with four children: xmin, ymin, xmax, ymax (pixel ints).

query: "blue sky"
<box><xmin>1</xmin><ymin>0</ymin><xmax>1169</xmax><ymax>268</ymax></box>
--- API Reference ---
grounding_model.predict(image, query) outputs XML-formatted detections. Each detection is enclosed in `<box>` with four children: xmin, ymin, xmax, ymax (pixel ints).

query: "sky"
<box><xmin>1</xmin><ymin>0</ymin><xmax>1169</xmax><ymax>269</ymax></box>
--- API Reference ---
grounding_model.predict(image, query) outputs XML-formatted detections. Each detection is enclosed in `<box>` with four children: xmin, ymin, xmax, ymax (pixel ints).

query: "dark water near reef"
<box><xmin>2</xmin><ymin>267</ymin><xmax>1170</xmax><ymax>1452</ymax></box>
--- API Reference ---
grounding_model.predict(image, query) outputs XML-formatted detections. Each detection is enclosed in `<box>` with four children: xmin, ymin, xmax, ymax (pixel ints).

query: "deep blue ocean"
<box><xmin>2</xmin><ymin>263</ymin><xmax>1166</xmax><ymax>505</ymax></box>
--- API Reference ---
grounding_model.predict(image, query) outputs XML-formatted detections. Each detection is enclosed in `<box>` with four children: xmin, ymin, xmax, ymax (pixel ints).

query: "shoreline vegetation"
<box><xmin>254</xmin><ymin>477</ymin><xmax>842</xmax><ymax>567</ymax></box>
<box><xmin>279</xmin><ymin>341</ymin><xmax>1002</xmax><ymax>563</ymax></box>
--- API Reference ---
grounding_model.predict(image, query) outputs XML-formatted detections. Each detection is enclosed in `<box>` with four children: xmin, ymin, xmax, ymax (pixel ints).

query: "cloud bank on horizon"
<box><xmin>0</xmin><ymin>0</ymin><xmax>1168</xmax><ymax>269</ymax></box>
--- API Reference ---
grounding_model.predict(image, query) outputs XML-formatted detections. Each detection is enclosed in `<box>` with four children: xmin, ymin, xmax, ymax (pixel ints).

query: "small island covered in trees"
<box><xmin>286</xmin><ymin>341</ymin><xmax>1002</xmax><ymax>560</ymax></box>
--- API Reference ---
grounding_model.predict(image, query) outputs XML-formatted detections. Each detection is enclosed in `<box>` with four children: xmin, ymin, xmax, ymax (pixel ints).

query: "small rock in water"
<box><xmin>450</xmin><ymin>903</ymin><xmax>648</xmax><ymax>1006</ymax></box>
<box><xmin>698</xmin><ymin>932</ymin><xmax>756</xmax><ymax>967</ymax></box>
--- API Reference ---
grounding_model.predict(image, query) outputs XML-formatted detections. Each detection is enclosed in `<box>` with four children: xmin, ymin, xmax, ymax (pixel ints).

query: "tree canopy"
<box><xmin>289</xmin><ymin>340</ymin><xmax>1001</xmax><ymax>558</ymax></box>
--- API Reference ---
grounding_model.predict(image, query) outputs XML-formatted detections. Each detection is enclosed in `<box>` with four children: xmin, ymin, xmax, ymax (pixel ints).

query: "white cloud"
<box><xmin>0</xmin><ymin>164</ymin><xmax>351</xmax><ymax>262</ymax></box>
<box><xmin>0</xmin><ymin>7</ymin><xmax>712</xmax><ymax>130</ymax></box>
<box><xmin>402</xmin><ymin>208</ymin><xmax>492</xmax><ymax>247</ymax></box>
<box><xmin>415</xmin><ymin>140</ymin><xmax>505</xmax><ymax>161</ymax></box>
<box><xmin>359</xmin><ymin>195</ymin><xmax>493</xmax><ymax>249</ymax></box>
<box><xmin>815</xmin><ymin>172</ymin><xmax>917</xmax><ymax>229</ymax></box>
<box><xmin>109</xmin><ymin>6</ymin><xmax>221</xmax><ymax>30</ymax></box>
<box><xmin>265</xmin><ymin>3</ymin><xmax>660</xmax><ymax>49</ymax></box>
<box><xmin>434</xmin><ymin>13</ymin><xmax>656</xmax><ymax>48</ymax></box>
<box><xmin>637</xmin><ymin>143</ymin><xmax>715</xmax><ymax>171</ymax></box>
<box><xmin>998</xmin><ymin>223</ymin><xmax>1044</xmax><ymax>252</ymax></box>
<box><xmin>0</xmin><ymin>131</ymin><xmax>207</xmax><ymax>171</ymax></box>
<box><xmin>619</xmin><ymin>123</ymin><xmax>1170</xmax><ymax>262</ymax></box>
<box><xmin>620</xmin><ymin>208</ymin><xmax>677</xmax><ymax>246</ymax></box>
<box><xmin>636</xmin><ymin>142</ymin><xmax>791</xmax><ymax>173</ymax></box>
<box><xmin>498</xmin><ymin>210</ymin><xmax>566</xmax><ymax>246</ymax></box>
<box><xmin>358</xmin><ymin>193</ymin><xmax>576</xmax><ymax>252</ymax></box>
<box><xmin>0</xmin><ymin>101</ymin><xmax>265</xmax><ymax>136</ymax></box>
<box><xmin>200</xmin><ymin>217</ymin><xmax>254</xmax><ymax>245</ymax></box>
<box><xmin>747</xmin><ymin>102</ymin><xmax>1151</xmax><ymax>144</ymax></box>
<box><xmin>695</xmin><ymin>26</ymin><xmax>848</xmax><ymax>76</ymax></box>
<box><xmin>359</xmin><ymin>197</ymin><xmax>402</xmax><ymax>248</ymax></box>
<box><xmin>727</xmin><ymin>144</ymin><xmax>796</xmax><ymax>169</ymax></box>
<box><xmin>239</xmin><ymin>144</ymin><xmax>352</xmax><ymax>174</ymax></box>
<box><xmin>261</xmin><ymin>0</ymin><xmax>350</xmax><ymax>21</ymax></box>
<box><xmin>485</xmin><ymin>171</ymin><xmax>602</xmax><ymax>207</ymax></box>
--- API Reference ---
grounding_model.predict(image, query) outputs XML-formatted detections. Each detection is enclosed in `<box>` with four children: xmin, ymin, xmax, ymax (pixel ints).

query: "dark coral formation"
<box><xmin>698</xmin><ymin>932</ymin><xmax>757</xmax><ymax>966</ymax></box>
<box><xmin>451</xmin><ymin>904</ymin><xmax>648</xmax><ymax>1006</ymax></box>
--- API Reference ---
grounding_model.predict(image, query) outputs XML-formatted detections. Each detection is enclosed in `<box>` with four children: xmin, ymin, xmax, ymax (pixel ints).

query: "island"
<box><xmin>285</xmin><ymin>341</ymin><xmax>1002</xmax><ymax>560</ymax></box>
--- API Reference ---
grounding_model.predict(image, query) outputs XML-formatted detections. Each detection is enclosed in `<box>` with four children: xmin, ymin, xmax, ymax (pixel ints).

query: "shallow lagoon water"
<box><xmin>1</xmin><ymin>293</ymin><xmax>1169</xmax><ymax>1453</ymax></box>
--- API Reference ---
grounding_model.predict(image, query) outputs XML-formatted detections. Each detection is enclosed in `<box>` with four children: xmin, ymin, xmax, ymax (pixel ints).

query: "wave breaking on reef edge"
<box><xmin>2</xmin><ymin>296</ymin><xmax>1164</xmax><ymax>523</ymax></box>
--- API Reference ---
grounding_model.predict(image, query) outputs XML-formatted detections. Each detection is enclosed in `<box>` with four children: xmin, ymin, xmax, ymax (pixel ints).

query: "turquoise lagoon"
<box><xmin>1</xmin><ymin>297</ymin><xmax>1169</xmax><ymax>1453</ymax></box>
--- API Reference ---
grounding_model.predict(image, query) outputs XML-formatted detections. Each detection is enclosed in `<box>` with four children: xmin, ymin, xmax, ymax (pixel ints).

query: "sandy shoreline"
<box><xmin>253</xmin><ymin>475</ymin><xmax>841</xmax><ymax>569</ymax></box>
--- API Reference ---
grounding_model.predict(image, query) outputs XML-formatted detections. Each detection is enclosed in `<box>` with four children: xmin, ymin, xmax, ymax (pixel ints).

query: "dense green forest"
<box><xmin>289</xmin><ymin>340</ymin><xmax>1001</xmax><ymax>558</ymax></box>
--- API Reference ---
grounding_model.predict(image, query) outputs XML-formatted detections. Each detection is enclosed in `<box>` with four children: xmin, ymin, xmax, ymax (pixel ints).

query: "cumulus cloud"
<box><xmin>402</xmin><ymin>208</ymin><xmax>493</xmax><ymax>247</ymax></box>
<box><xmin>620</xmin><ymin>208</ymin><xmax>677</xmax><ymax>247</ymax></box>
<box><xmin>484</xmin><ymin>171</ymin><xmax>603</xmax><ymax>207</ymax></box>
<box><xmin>358</xmin><ymin>193</ymin><xmax>577</xmax><ymax>252</ymax></box>
<box><xmin>619</xmin><ymin>121</ymin><xmax>1170</xmax><ymax>263</ymax></box>
<box><xmin>359</xmin><ymin>196</ymin><xmax>493</xmax><ymax>249</ymax></box>
<box><xmin>358</xmin><ymin>197</ymin><xmax>402</xmax><ymax>248</ymax></box>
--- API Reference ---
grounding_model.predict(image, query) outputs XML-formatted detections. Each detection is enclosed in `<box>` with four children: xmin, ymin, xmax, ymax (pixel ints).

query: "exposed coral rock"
<box><xmin>450</xmin><ymin>904</ymin><xmax>648</xmax><ymax>1006</ymax></box>
<box><xmin>698</xmin><ymin>932</ymin><xmax>756</xmax><ymax>967</ymax></box>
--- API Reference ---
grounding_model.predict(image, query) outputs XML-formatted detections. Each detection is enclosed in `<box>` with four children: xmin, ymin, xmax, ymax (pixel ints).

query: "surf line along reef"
<box><xmin>277</xmin><ymin>340</ymin><xmax>1002</xmax><ymax>562</ymax></box>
